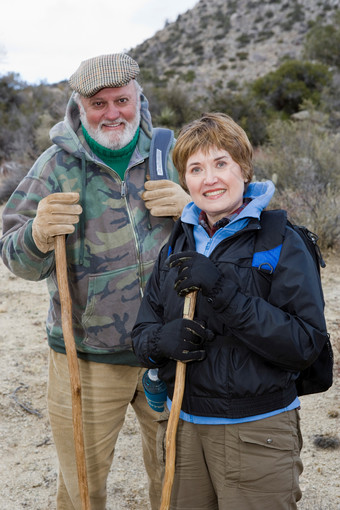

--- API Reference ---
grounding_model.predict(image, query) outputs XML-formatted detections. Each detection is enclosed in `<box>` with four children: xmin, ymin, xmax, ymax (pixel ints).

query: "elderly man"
<box><xmin>0</xmin><ymin>53</ymin><xmax>189</xmax><ymax>510</ymax></box>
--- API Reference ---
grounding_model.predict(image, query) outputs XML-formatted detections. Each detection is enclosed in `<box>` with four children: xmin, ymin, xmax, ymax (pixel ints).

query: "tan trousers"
<box><xmin>47</xmin><ymin>349</ymin><xmax>162</xmax><ymax>510</ymax></box>
<box><xmin>168</xmin><ymin>409</ymin><xmax>303</xmax><ymax>510</ymax></box>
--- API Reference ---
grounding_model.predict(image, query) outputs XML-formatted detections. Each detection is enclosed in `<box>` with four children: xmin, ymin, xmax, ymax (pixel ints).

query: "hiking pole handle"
<box><xmin>160</xmin><ymin>291</ymin><xmax>197</xmax><ymax>510</ymax></box>
<box><xmin>54</xmin><ymin>235</ymin><xmax>91</xmax><ymax>510</ymax></box>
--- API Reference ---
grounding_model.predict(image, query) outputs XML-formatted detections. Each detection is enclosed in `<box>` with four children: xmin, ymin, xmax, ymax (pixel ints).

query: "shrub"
<box><xmin>254</xmin><ymin>118</ymin><xmax>340</xmax><ymax>249</ymax></box>
<box><xmin>204</xmin><ymin>89</ymin><xmax>269</xmax><ymax>146</ymax></box>
<box><xmin>237</xmin><ymin>34</ymin><xmax>252</xmax><ymax>46</ymax></box>
<box><xmin>252</xmin><ymin>60</ymin><xmax>332</xmax><ymax>115</ymax></box>
<box><xmin>304</xmin><ymin>13</ymin><xmax>340</xmax><ymax>68</ymax></box>
<box><xmin>236</xmin><ymin>52</ymin><xmax>248</xmax><ymax>61</ymax></box>
<box><xmin>182</xmin><ymin>70</ymin><xmax>196</xmax><ymax>83</ymax></box>
<box><xmin>149</xmin><ymin>85</ymin><xmax>201</xmax><ymax>130</ymax></box>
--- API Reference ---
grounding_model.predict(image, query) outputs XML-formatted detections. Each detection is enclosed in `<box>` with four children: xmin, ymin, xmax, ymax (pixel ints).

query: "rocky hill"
<box><xmin>130</xmin><ymin>0</ymin><xmax>339</xmax><ymax>94</ymax></box>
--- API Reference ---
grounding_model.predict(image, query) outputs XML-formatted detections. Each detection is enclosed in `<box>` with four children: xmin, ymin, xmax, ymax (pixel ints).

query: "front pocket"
<box><xmin>80</xmin><ymin>265</ymin><xmax>142</xmax><ymax>353</ymax></box>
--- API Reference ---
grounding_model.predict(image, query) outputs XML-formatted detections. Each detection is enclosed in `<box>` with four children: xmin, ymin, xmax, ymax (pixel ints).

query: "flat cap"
<box><xmin>69</xmin><ymin>53</ymin><xmax>140</xmax><ymax>97</ymax></box>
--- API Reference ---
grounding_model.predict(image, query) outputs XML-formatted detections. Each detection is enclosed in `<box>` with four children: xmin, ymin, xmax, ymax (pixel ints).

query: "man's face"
<box><xmin>78</xmin><ymin>81</ymin><xmax>140</xmax><ymax>150</ymax></box>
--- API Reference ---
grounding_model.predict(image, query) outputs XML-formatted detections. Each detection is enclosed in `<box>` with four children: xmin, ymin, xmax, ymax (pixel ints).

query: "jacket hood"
<box><xmin>49</xmin><ymin>90</ymin><xmax>154</xmax><ymax>158</ymax></box>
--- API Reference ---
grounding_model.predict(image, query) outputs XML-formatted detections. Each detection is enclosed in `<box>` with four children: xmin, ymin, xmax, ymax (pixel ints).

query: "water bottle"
<box><xmin>142</xmin><ymin>368</ymin><xmax>167</xmax><ymax>412</ymax></box>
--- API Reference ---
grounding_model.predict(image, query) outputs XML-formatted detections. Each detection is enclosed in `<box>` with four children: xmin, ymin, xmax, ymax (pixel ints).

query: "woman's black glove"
<box><xmin>169</xmin><ymin>251</ymin><xmax>239</xmax><ymax>314</ymax></box>
<box><xmin>169</xmin><ymin>251</ymin><xmax>222</xmax><ymax>297</ymax></box>
<box><xmin>149</xmin><ymin>318</ymin><xmax>214</xmax><ymax>363</ymax></box>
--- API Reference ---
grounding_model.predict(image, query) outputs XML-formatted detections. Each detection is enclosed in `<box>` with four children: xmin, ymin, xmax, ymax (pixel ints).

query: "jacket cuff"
<box><xmin>146</xmin><ymin>327</ymin><xmax>168</xmax><ymax>366</ymax></box>
<box><xmin>24</xmin><ymin>220</ymin><xmax>50</xmax><ymax>258</ymax></box>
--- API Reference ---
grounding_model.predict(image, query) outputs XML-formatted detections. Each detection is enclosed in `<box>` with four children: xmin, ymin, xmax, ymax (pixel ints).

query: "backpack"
<box><xmin>148</xmin><ymin>127</ymin><xmax>174</xmax><ymax>180</ymax></box>
<box><xmin>252</xmin><ymin>209</ymin><xmax>333</xmax><ymax>396</ymax></box>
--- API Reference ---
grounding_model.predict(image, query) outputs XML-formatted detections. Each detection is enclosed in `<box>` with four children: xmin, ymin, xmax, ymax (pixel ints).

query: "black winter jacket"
<box><xmin>132</xmin><ymin>216</ymin><xmax>328</xmax><ymax>419</ymax></box>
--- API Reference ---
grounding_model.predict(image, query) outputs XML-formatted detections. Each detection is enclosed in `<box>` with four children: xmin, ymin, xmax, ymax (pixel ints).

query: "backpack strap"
<box><xmin>149</xmin><ymin>128</ymin><xmax>174</xmax><ymax>180</ymax></box>
<box><xmin>252</xmin><ymin>210</ymin><xmax>287</xmax><ymax>274</ymax></box>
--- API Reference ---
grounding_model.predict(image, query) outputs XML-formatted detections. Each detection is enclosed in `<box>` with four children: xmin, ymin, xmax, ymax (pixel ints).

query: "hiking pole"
<box><xmin>54</xmin><ymin>235</ymin><xmax>91</xmax><ymax>510</ymax></box>
<box><xmin>160</xmin><ymin>291</ymin><xmax>197</xmax><ymax>510</ymax></box>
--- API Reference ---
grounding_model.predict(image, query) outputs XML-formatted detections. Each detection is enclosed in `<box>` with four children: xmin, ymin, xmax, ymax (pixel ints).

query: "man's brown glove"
<box><xmin>32</xmin><ymin>192</ymin><xmax>82</xmax><ymax>253</ymax></box>
<box><xmin>142</xmin><ymin>180</ymin><xmax>191</xmax><ymax>220</ymax></box>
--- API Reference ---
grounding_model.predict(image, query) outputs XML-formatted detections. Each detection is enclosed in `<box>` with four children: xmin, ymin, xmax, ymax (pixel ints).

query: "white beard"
<box><xmin>79</xmin><ymin>107</ymin><xmax>140</xmax><ymax>150</ymax></box>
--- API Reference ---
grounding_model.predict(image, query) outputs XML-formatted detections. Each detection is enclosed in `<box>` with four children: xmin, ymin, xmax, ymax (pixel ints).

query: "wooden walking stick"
<box><xmin>160</xmin><ymin>291</ymin><xmax>197</xmax><ymax>510</ymax></box>
<box><xmin>54</xmin><ymin>235</ymin><xmax>91</xmax><ymax>510</ymax></box>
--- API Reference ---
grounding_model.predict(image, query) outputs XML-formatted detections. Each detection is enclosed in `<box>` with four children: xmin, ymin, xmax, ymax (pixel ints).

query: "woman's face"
<box><xmin>185</xmin><ymin>146</ymin><xmax>246</xmax><ymax>227</ymax></box>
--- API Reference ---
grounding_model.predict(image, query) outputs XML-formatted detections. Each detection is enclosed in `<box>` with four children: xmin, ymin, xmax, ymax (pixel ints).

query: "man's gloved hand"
<box><xmin>32</xmin><ymin>192</ymin><xmax>82</xmax><ymax>253</ymax></box>
<box><xmin>169</xmin><ymin>251</ymin><xmax>222</xmax><ymax>298</ymax></box>
<box><xmin>150</xmin><ymin>318</ymin><xmax>214</xmax><ymax>363</ymax></box>
<box><xmin>142</xmin><ymin>180</ymin><xmax>191</xmax><ymax>220</ymax></box>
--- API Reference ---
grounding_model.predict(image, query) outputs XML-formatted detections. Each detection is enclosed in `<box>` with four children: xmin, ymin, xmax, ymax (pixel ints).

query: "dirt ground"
<box><xmin>0</xmin><ymin>203</ymin><xmax>339</xmax><ymax>510</ymax></box>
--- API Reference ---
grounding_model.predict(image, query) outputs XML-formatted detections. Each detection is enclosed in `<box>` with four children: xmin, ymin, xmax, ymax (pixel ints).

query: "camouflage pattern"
<box><xmin>0</xmin><ymin>92</ymin><xmax>178</xmax><ymax>362</ymax></box>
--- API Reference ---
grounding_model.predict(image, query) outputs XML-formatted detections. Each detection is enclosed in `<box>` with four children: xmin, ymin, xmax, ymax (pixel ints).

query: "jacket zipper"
<box><xmin>98</xmin><ymin>160</ymin><xmax>145</xmax><ymax>299</ymax></box>
<box><xmin>120</xmin><ymin>173</ymin><xmax>144</xmax><ymax>298</ymax></box>
<box><xmin>121</xmin><ymin>180</ymin><xmax>126</xmax><ymax>198</ymax></box>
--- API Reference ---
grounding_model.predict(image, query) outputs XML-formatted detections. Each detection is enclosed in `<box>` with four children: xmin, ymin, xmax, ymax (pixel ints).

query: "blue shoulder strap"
<box><xmin>252</xmin><ymin>210</ymin><xmax>287</xmax><ymax>273</ymax></box>
<box><xmin>149</xmin><ymin>128</ymin><xmax>174</xmax><ymax>180</ymax></box>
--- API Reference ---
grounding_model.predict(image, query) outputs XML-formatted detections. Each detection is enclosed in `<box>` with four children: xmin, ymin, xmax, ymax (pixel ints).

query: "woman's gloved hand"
<box><xmin>169</xmin><ymin>251</ymin><xmax>239</xmax><ymax>314</ymax></box>
<box><xmin>169</xmin><ymin>251</ymin><xmax>222</xmax><ymax>297</ymax></box>
<box><xmin>149</xmin><ymin>318</ymin><xmax>214</xmax><ymax>363</ymax></box>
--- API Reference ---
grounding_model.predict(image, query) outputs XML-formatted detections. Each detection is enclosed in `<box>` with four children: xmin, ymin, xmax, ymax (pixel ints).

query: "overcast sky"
<box><xmin>0</xmin><ymin>0</ymin><xmax>198</xmax><ymax>85</ymax></box>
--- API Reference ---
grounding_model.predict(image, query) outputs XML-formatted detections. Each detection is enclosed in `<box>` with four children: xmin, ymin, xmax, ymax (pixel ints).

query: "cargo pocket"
<box><xmin>237</xmin><ymin>416</ymin><xmax>301</xmax><ymax>493</ymax></box>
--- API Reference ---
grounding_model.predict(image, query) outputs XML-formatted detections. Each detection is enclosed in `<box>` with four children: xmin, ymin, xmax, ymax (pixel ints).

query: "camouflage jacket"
<box><xmin>0</xmin><ymin>93</ymin><xmax>178</xmax><ymax>365</ymax></box>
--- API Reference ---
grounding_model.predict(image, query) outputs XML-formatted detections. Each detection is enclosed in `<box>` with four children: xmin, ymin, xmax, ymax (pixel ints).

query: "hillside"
<box><xmin>130</xmin><ymin>0</ymin><xmax>339</xmax><ymax>93</ymax></box>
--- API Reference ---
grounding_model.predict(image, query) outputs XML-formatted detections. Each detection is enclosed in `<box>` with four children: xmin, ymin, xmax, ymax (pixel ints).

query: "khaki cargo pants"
<box><xmin>165</xmin><ymin>409</ymin><xmax>303</xmax><ymax>510</ymax></box>
<box><xmin>47</xmin><ymin>349</ymin><xmax>162</xmax><ymax>510</ymax></box>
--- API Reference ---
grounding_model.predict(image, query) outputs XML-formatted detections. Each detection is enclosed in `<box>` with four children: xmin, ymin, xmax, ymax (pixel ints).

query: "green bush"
<box><xmin>251</xmin><ymin>60</ymin><xmax>332</xmax><ymax>115</ymax></box>
<box><xmin>182</xmin><ymin>70</ymin><xmax>196</xmax><ymax>83</ymax></box>
<box><xmin>236</xmin><ymin>52</ymin><xmax>248</xmax><ymax>61</ymax></box>
<box><xmin>237</xmin><ymin>33</ymin><xmax>252</xmax><ymax>46</ymax></box>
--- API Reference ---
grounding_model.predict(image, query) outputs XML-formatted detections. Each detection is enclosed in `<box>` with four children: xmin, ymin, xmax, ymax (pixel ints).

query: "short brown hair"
<box><xmin>173</xmin><ymin>113</ymin><xmax>253</xmax><ymax>191</ymax></box>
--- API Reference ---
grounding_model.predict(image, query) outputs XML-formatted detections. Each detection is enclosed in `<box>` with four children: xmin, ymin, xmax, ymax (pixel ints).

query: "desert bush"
<box><xmin>0</xmin><ymin>73</ymin><xmax>69</xmax><ymax>166</ymax></box>
<box><xmin>251</xmin><ymin>60</ymin><xmax>332</xmax><ymax>115</ymax></box>
<box><xmin>155</xmin><ymin>106</ymin><xmax>177</xmax><ymax>127</ymax></box>
<box><xmin>254</xmin><ymin>118</ymin><xmax>340</xmax><ymax>249</ymax></box>
<box><xmin>319</xmin><ymin>72</ymin><xmax>340</xmax><ymax>130</ymax></box>
<box><xmin>145</xmin><ymin>84</ymin><xmax>201</xmax><ymax>131</ymax></box>
<box><xmin>204</xmin><ymin>89</ymin><xmax>269</xmax><ymax>146</ymax></box>
<box><xmin>304</xmin><ymin>12</ymin><xmax>340</xmax><ymax>68</ymax></box>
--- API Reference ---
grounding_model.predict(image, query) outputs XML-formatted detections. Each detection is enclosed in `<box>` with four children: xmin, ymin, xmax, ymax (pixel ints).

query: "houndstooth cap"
<box><xmin>69</xmin><ymin>53</ymin><xmax>140</xmax><ymax>97</ymax></box>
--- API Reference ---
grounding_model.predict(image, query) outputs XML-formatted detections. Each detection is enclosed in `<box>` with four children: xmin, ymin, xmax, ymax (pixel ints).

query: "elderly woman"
<box><xmin>132</xmin><ymin>113</ymin><xmax>328</xmax><ymax>510</ymax></box>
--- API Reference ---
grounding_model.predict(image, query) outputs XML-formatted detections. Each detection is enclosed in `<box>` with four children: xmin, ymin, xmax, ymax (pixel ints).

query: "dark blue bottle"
<box><xmin>142</xmin><ymin>369</ymin><xmax>167</xmax><ymax>412</ymax></box>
